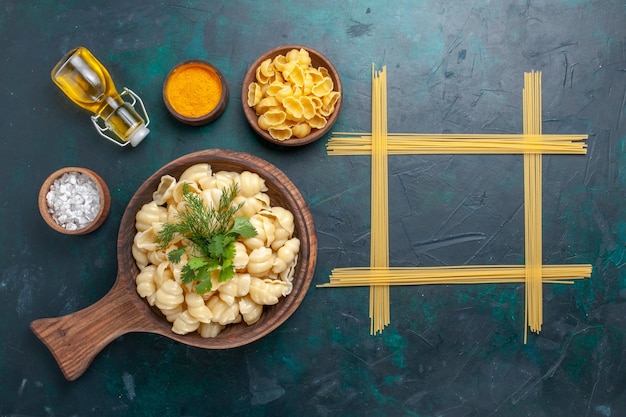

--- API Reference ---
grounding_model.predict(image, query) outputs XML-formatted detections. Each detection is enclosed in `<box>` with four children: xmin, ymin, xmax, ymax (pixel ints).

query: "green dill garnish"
<box><xmin>156</xmin><ymin>183</ymin><xmax>257</xmax><ymax>294</ymax></box>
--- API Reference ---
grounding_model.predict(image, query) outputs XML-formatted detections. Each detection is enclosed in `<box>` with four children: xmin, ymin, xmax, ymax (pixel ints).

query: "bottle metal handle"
<box><xmin>90</xmin><ymin>88</ymin><xmax>150</xmax><ymax>147</ymax></box>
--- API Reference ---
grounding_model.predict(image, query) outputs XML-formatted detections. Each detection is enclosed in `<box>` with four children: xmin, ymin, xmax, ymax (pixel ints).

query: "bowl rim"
<box><xmin>38</xmin><ymin>167</ymin><xmax>111</xmax><ymax>235</ymax></box>
<box><xmin>116</xmin><ymin>149</ymin><xmax>318</xmax><ymax>348</ymax></box>
<box><xmin>241</xmin><ymin>44</ymin><xmax>342</xmax><ymax>147</ymax></box>
<box><xmin>163</xmin><ymin>60</ymin><xmax>229</xmax><ymax>126</ymax></box>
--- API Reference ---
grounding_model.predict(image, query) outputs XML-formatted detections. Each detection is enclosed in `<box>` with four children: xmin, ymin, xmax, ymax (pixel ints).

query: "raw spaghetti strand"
<box><xmin>317</xmin><ymin>264</ymin><xmax>592</xmax><ymax>287</ymax></box>
<box><xmin>370</xmin><ymin>65</ymin><xmax>390</xmax><ymax>335</ymax></box>
<box><xmin>523</xmin><ymin>71</ymin><xmax>543</xmax><ymax>343</ymax></box>
<box><xmin>326</xmin><ymin>133</ymin><xmax>588</xmax><ymax>155</ymax></box>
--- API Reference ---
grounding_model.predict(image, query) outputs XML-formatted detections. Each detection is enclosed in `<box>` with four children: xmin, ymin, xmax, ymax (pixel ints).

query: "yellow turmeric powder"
<box><xmin>165</xmin><ymin>63</ymin><xmax>222</xmax><ymax>118</ymax></box>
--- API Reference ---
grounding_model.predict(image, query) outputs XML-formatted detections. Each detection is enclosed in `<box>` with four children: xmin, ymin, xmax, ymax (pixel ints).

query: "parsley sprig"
<box><xmin>156</xmin><ymin>183</ymin><xmax>257</xmax><ymax>294</ymax></box>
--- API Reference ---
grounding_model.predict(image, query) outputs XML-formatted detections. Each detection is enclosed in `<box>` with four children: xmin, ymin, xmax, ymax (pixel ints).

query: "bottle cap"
<box><xmin>128</xmin><ymin>125</ymin><xmax>150</xmax><ymax>147</ymax></box>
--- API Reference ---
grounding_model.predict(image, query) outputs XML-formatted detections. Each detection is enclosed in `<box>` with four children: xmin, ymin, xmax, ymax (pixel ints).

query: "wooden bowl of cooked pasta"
<box><xmin>30</xmin><ymin>149</ymin><xmax>317</xmax><ymax>381</ymax></box>
<box><xmin>242</xmin><ymin>44</ymin><xmax>342</xmax><ymax>146</ymax></box>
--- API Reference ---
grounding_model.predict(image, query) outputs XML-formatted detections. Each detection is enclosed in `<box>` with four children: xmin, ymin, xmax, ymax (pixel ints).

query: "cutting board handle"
<box><xmin>30</xmin><ymin>278</ymin><xmax>149</xmax><ymax>381</ymax></box>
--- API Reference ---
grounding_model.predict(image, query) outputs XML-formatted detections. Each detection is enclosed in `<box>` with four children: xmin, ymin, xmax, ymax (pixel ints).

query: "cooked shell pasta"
<box><xmin>172</xmin><ymin>310</ymin><xmax>200</xmax><ymax>335</ymax></box>
<box><xmin>243</xmin><ymin>214</ymin><xmax>275</xmax><ymax>250</ymax></box>
<box><xmin>239</xmin><ymin>295</ymin><xmax>263</xmax><ymax>325</ymax></box>
<box><xmin>234</xmin><ymin>273</ymin><xmax>252</xmax><ymax>297</ymax></box>
<box><xmin>179</xmin><ymin>163</ymin><xmax>212</xmax><ymax>185</ymax></box>
<box><xmin>172</xmin><ymin>180</ymin><xmax>201</xmax><ymax>204</ymax></box>
<box><xmin>134</xmin><ymin>226</ymin><xmax>162</xmax><ymax>252</ymax></box>
<box><xmin>237</xmin><ymin>171</ymin><xmax>268</xmax><ymax>197</ymax></box>
<box><xmin>146</xmin><ymin>247</ymin><xmax>168</xmax><ymax>266</ymax></box>
<box><xmin>249</xmin><ymin>277</ymin><xmax>291</xmax><ymax>305</ymax></box>
<box><xmin>155</xmin><ymin>279</ymin><xmax>184</xmax><ymax>311</ymax></box>
<box><xmin>198</xmin><ymin>322</ymin><xmax>224</xmax><ymax>338</ymax></box>
<box><xmin>135</xmin><ymin>265</ymin><xmax>157</xmax><ymax>305</ymax></box>
<box><xmin>247</xmin><ymin>247</ymin><xmax>274</xmax><ymax>277</ymax></box>
<box><xmin>160</xmin><ymin>304</ymin><xmax>184</xmax><ymax>323</ymax></box>
<box><xmin>232</xmin><ymin>242</ymin><xmax>249</xmax><ymax>270</ymax></box>
<box><xmin>272</xmin><ymin>206</ymin><xmax>295</xmax><ymax>232</ymax></box>
<box><xmin>153</xmin><ymin>175</ymin><xmax>176</xmax><ymax>205</ymax></box>
<box><xmin>217</xmin><ymin>280</ymin><xmax>238</xmax><ymax>306</ymax></box>
<box><xmin>233</xmin><ymin>193</ymin><xmax>270</xmax><ymax>218</ymax></box>
<box><xmin>136</xmin><ymin>201</ymin><xmax>167</xmax><ymax>232</ymax></box>
<box><xmin>185</xmin><ymin>292</ymin><xmax>213</xmax><ymax>323</ymax></box>
<box><xmin>207</xmin><ymin>295</ymin><xmax>241</xmax><ymax>325</ymax></box>
<box><xmin>132</xmin><ymin>240</ymin><xmax>149</xmax><ymax>270</ymax></box>
<box><xmin>273</xmin><ymin>238</ymin><xmax>301</xmax><ymax>274</ymax></box>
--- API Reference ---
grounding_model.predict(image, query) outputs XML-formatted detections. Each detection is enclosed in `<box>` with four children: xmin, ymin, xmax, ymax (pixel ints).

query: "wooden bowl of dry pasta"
<box><xmin>242</xmin><ymin>44</ymin><xmax>342</xmax><ymax>146</ymax></box>
<box><xmin>30</xmin><ymin>149</ymin><xmax>317</xmax><ymax>381</ymax></box>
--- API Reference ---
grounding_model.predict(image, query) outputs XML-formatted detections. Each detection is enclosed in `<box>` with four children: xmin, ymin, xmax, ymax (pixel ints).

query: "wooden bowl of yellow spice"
<box><xmin>163</xmin><ymin>61</ymin><xmax>229</xmax><ymax>126</ymax></box>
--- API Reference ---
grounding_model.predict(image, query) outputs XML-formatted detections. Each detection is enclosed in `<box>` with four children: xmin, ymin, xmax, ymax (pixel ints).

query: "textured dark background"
<box><xmin>0</xmin><ymin>1</ymin><xmax>624</xmax><ymax>416</ymax></box>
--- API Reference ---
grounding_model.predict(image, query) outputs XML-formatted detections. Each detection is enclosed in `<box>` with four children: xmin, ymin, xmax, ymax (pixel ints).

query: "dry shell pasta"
<box><xmin>247</xmin><ymin>48</ymin><xmax>340</xmax><ymax>141</ymax></box>
<box><xmin>132</xmin><ymin>164</ymin><xmax>301</xmax><ymax>338</ymax></box>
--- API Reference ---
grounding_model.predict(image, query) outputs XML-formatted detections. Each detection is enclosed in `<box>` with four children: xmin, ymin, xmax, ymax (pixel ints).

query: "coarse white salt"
<box><xmin>46</xmin><ymin>171</ymin><xmax>101</xmax><ymax>230</ymax></box>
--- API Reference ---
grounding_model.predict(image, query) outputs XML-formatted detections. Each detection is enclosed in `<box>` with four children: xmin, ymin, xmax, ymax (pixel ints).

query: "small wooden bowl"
<box><xmin>242</xmin><ymin>44</ymin><xmax>342</xmax><ymax>146</ymax></box>
<box><xmin>38</xmin><ymin>167</ymin><xmax>111</xmax><ymax>235</ymax></box>
<box><xmin>31</xmin><ymin>150</ymin><xmax>317</xmax><ymax>380</ymax></box>
<box><xmin>163</xmin><ymin>60</ymin><xmax>229</xmax><ymax>126</ymax></box>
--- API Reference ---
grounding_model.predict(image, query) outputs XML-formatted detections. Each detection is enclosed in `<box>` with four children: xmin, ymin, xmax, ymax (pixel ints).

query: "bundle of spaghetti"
<box><xmin>326</xmin><ymin>133</ymin><xmax>588</xmax><ymax>155</ymax></box>
<box><xmin>369</xmin><ymin>64</ymin><xmax>390</xmax><ymax>335</ymax></box>
<box><xmin>318</xmin><ymin>264</ymin><xmax>592</xmax><ymax>287</ymax></box>
<box><xmin>523</xmin><ymin>70</ymin><xmax>543</xmax><ymax>343</ymax></box>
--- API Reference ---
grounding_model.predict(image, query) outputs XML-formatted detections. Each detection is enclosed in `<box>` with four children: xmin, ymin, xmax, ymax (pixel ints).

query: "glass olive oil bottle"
<box><xmin>51</xmin><ymin>46</ymin><xmax>150</xmax><ymax>147</ymax></box>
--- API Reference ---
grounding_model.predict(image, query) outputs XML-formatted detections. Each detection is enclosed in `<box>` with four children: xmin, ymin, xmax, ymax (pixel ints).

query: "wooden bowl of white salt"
<box><xmin>38</xmin><ymin>167</ymin><xmax>111</xmax><ymax>235</ymax></box>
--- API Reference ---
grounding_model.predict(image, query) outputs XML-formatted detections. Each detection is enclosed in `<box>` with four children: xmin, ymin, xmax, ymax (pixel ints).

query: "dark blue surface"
<box><xmin>0</xmin><ymin>1</ymin><xmax>624</xmax><ymax>416</ymax></box>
